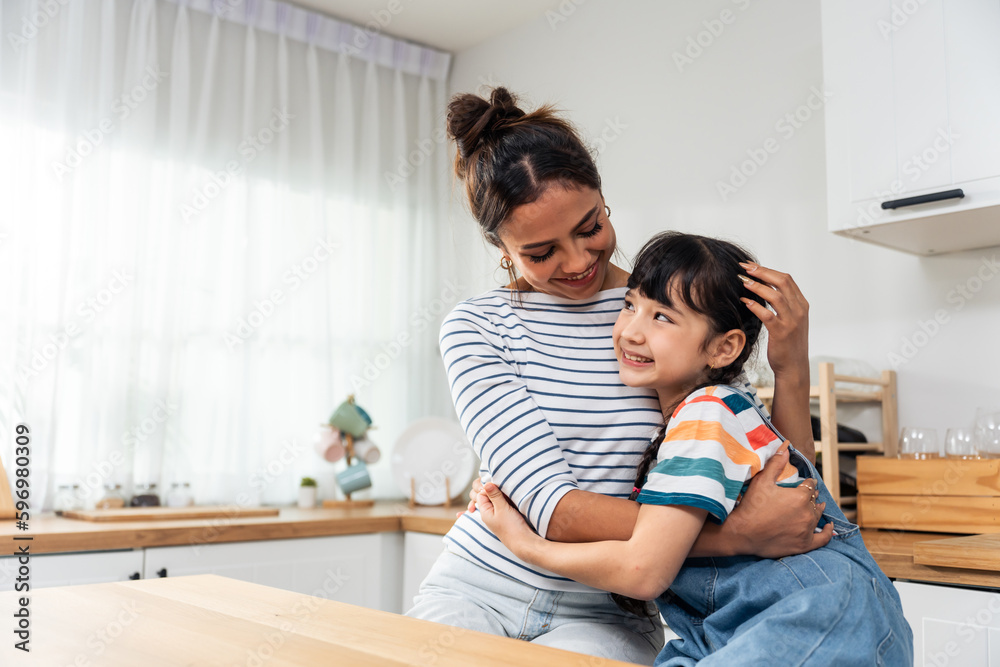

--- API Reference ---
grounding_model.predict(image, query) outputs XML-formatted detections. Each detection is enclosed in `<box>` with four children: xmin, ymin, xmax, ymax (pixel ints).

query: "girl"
<box><xmin>475</xmin><ymin>232</ymin><xmax>913</xmax><ymax>666</ymax></box>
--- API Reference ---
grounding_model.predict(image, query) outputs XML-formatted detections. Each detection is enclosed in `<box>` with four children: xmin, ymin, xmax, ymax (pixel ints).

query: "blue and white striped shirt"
<box><xmin>439</xmin><ymin>287</ymin><xmax>662</xmax><ymax>592</ymax></box>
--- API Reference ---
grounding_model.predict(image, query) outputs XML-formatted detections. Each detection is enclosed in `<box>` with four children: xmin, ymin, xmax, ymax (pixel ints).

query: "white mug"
<box><xmin>352</xmin><ymin>437</ymin><xmax>381</xmax><ymax>464</ymax></box>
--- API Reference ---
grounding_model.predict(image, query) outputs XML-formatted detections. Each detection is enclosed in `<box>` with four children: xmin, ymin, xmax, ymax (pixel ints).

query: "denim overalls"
<box><xmin>653</xmin><ymin>395</ymin><xmax>914</xmax><ymax>666</ymax></box>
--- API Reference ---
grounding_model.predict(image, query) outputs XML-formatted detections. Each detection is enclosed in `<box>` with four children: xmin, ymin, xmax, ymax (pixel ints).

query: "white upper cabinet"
<box><xmin>821</xmin><ymin>0</ymin><xmax>1000</xmax><ymax>255</ymax></box>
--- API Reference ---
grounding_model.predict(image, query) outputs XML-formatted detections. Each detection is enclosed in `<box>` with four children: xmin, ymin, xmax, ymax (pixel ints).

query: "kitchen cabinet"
<box><xmin>0</xmin><ymin>533</ymin><xmax>408</xmax><ymax>612</ymax></box>
<box><xmin>144</xmin><ymin>533</ymin><xmax>404</xmax><ymax>613</ymax></box>
<box><xmin>402</xmin><ymin>530</ymin><xmax>447</xmax><ymax>612</ymax></box>
<box><xmin>895</xmin><ymin>580</ymin><xmax>1000</xmax><ymax>666</ymax></box>
<box><xmin>0</xmin><ymin>549</ymin><xmax>144</xmax><ymax>589</ymax></box>
<box><xmin>821</xmin><ymin>0</ymin><xmax>1000</xmax><ymax>255</ymax></box>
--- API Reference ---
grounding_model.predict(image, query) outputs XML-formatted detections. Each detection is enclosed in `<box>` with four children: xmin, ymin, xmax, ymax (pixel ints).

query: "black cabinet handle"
<box><xmin>128</xmin><ymin>572</ymin><xmax>140</xmax><ymax>580</ymax></box>
<box><xmin>157</xmin><ymin>568</ymin><xmax>168</xmax><ymax>578</ymax></box>
<box><xmin>881</xmin><ymin>188</ymin><xmax>964</xmax><ymax>209</ymax></box>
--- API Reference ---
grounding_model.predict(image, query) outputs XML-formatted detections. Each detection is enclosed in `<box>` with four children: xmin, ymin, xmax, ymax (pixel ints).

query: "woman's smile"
<box><xmin>554</xmin><ymin>261</ymin><xmax>599</xmax><ymax>289</ymax></box>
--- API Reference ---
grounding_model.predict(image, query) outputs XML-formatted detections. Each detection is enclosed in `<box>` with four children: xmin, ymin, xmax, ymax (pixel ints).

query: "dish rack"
<box><xmin>756</xmin><ymin>362</ymin><xmax>899</xmax><ymax>518</ymax></box>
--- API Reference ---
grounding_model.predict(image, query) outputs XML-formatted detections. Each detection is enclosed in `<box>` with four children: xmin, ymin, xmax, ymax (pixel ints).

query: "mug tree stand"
<box><xmin>322</xmin><ymin>434</ymin><xmax>375</xmax><ymax>510</ymax></box>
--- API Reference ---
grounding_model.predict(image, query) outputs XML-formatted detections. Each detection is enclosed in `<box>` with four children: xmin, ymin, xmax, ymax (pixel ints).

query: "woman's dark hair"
<box><xmin>612</xmin><ymin>231</ymin><xmax>769</xmax><ymax>617</ymax></box>
<box><xmin>446</xmin><ymin>87</ymin><xmax>600</xmax><ymax>249</ymax></box>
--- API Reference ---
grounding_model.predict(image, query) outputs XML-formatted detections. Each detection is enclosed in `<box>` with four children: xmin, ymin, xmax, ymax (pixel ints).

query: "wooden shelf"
<box><xmin>757</xmin><ymin>363</ymin><xmax>898</xmax><ymax>505</ymax></box>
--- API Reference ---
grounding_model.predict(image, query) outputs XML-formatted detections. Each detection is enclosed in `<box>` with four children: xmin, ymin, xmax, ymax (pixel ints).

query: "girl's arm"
<box><xmin>476</xmin><ymin>483</ymin><xmax>707</xmax><ymax>600</ymax></box>
<box><xmin>737</xmin><ymin>263</ymin><xmax>815</xmax><ymax>461</ymax></box>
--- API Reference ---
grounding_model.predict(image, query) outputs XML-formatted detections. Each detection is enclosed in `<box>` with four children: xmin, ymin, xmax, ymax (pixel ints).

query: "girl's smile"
<box><xmin>613</xmin><ymin>286</ymin><xmax>744</xmax><ymax>416</ymax></box>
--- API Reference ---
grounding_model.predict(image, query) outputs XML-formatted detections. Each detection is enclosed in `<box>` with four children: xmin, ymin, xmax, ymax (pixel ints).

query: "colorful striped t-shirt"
<box><xmin>636</xmin><ymin>385</ymin><xmax>803</xmax><ymax>523</ymax></box>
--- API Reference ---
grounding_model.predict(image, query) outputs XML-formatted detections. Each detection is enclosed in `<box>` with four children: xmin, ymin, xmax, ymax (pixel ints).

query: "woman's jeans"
<box><xmin>406</xmin><ymin>550</ymin><xmax>664</xmax><ymax>665</ymax></box>
<box><xmin>655</xmin><ymin>447</ymin><xmax>914</xmax><ymax>666</ymax></box>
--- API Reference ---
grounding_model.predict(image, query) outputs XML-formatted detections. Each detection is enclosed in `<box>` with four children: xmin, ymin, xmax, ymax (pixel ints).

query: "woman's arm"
<box><xmin>687</xmin><ymin>444</ymin><xmax>832</xmax><ymax>557</ymax></box>
<box><xmin>529</xmin><ymin>442</ymin><xmax>832</xmax><ymax>556</ymax></box>
<box><xmin>738</xmin><ymin>263</ymin><xmax>815</xmax><ymax>462</ymax></box>
<box><xmin>477</xmin><ymin>483</ymin><xmax>707</xmax><ymax>600</ymax></box>
<box><xmin>440</xmin><ymin>303</ymin><xmax>581</xmax><ymax>538</ymax></box>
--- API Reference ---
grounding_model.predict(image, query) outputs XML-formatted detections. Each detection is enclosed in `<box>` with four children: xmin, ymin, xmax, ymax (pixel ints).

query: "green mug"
<box><xmin>336</xmin><ymin>461</ymin><xmax>372</xmax><ymax>495</ymax></box>
<box><xmin>328</xmin><ymin>399</ymin><xmax>371</xmax><ymax>438</ymax></box>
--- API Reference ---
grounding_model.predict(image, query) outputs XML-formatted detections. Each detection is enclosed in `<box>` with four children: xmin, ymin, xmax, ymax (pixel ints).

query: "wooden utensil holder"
<box><xmin>323</xmin><ymin>433</ymin><xmax>375</xmax><ymax>510</ymax></box>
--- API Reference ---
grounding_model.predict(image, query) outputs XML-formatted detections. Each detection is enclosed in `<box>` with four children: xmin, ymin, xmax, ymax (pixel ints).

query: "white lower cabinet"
<box><xmin>402</xmin><ymin>531</ymin><xmax>446</xmax><ymax>613</ymax></box>
<box><xmin>0</xmin><ymin>550</ymin><xmax>144</xmax><ymax>590</ymax></box>
<box><xmin>144</xmin><ymin>533</ymin><xmax>403</xmax><ymax>613</ymax></box>
<box><xmin>895</xmin><ymin>580</ymin><xmax>1000</xmax><ymax>667</ymax></box>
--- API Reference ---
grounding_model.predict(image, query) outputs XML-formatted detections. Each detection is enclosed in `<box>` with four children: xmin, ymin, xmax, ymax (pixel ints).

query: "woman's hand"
<box><xmin>475</xmin><ymin>482</ymin><xmax>538</xmax><ymax>553</ymax></box>
<box><xmin>739</xmin><ymin>262</ymin><xmax>815</xmax><ymax>460</ymax></box>
<box><xmin>738</xmin><ymin>262</ymin><xmax>809</xmax><ymax>378</ymax></box>
<box><xmin>727</xmin><ymin>444</ymin><xmax>833</xmax><ymax>557</ymax></box>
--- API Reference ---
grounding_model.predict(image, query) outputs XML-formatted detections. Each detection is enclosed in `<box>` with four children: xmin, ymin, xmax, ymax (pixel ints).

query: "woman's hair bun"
<box><xmin>444</xmin><ymin>86</ymin><xmax>599</xmax><ymax>245</ymax></box>
<box><xmin>447</xmin><ymin>87</ymin><xmax>527</xmax><ymax>169</ymax></box>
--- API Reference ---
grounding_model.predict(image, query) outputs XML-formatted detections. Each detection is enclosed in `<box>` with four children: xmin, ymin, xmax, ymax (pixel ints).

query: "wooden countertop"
<box><xmin>0</xmin><ymin>501</ymin><xmax>459</xmax><ymax>555</ymax></box>
<box><xmin>0</xmin><ymin>574</ymin><xmax>643</xmax><ymax>666</ymax></box>
<box><xmin>3</xmin><ymin>502</ymin><xmax>997</xmax><ymax>591</ymax></box>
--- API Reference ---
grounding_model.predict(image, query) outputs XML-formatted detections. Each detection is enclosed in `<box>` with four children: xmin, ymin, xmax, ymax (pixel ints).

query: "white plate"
<box><xmin>391</xmin><ymin>417</ymin><xmax>478</xmax><ymax>505</ymax></box>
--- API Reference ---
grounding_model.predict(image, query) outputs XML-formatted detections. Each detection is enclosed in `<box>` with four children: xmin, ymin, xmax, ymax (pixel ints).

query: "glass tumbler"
<box><xmin>899</xmin><ymin>427</ymin><xmax>941</xmax><ymax>460</ymax></box>
<box><xmin>944</xmin><ymin>428</ymin><xmax>977</xmax><ymax>460</ymax></box>
<box><xmin>975</xmin><ymin>409</ymin><xmax>1000</xmax><ymax>459</ymax></box>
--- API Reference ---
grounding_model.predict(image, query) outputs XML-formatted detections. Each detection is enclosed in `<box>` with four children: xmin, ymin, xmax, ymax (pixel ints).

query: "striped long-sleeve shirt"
<box><xmin>637</xmin><ymin>385</ymin><xmax>802</xmax><ymax>523</ymax></box>
<box><xmin>439</xmin><ymin>287</ymin><xmax>767</xmax><ymax>592</ymax></box>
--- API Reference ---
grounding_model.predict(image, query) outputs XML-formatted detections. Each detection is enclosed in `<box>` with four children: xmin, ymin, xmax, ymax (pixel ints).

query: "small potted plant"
<box><xmin>298</xmin><ymin>477</ymin><xmax>318</xmax><ymax>509</ymax></box>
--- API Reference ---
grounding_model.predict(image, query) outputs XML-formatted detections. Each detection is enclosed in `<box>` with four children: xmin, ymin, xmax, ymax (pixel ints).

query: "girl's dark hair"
<box><xmin>446</xmin><ymin>87</ymin><xmax>600</xmax><ymax>249</ymax></box>
<box><xmin>612</xmin><ymin>231</ymin><xmax>769</xmax><ymax>617</ymax></box>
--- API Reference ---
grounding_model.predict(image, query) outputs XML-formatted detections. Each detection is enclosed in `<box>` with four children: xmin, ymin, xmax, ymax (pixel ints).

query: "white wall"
<box><xmin>444</xmin><ymin>0</ymin><xmax>1000</xmax><ymax>436</ymax></box>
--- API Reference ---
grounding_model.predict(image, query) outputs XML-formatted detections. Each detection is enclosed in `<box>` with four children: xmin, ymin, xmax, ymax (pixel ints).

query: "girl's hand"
<box><xmin>475</xmin><ymin>483</ymin><xmax>537</xmax><ymax>551</ymax></box>
<box><xmin>738</xmin><ymin>262</ymin><xmax>809</xmax><ymax>379</ymax></box>
<box><xmin>457</xmin><ymin>476</ymin><xmax>487</xmax><ymax>519</ymax></box>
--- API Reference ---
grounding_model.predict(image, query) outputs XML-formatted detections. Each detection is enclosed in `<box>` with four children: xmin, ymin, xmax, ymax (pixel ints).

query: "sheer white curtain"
<box><xmin>0</xmin><ymin>0</ymin><xmax>456</xmax><ymax>509</ymax></box>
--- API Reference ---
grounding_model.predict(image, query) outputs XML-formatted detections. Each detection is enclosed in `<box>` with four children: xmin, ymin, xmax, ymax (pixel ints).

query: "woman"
<box><xmin>405</xmin><ymin>88</ymin><xmax>829</xmax><ymax>665</ymax></box>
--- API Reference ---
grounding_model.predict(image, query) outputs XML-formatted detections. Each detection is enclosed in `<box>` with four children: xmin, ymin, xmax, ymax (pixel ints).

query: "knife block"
<box><xmin>0</xmin><ymin>454</ymin><xmax>16</xmax><ymax>519</ymax></box>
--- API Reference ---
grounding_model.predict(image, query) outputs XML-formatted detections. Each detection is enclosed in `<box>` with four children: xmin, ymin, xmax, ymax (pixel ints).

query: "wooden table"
<box><xmin>0</xmin><ymin>574</ymin><xmax>643</xmax><ymax>666</ymax></box>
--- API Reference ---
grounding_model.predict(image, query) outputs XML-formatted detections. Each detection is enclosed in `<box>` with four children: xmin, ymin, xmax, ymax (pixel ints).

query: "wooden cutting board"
<box><xmin>912</xmin><ymin>533</ymin><xmax>1000</xmax><ymax>572</ymax></box>
<box><xmin>61</xmin><ymin>505</ymin><xmax>280</xmax><ymax>522</ymax></box>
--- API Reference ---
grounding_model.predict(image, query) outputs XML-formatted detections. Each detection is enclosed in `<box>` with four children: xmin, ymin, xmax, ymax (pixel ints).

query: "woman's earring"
<box><xmin>500</xmin><ymin>256</ymin><xmax>517</xmax><ymax>288</ymax></box>
<box><xmin>605</xmin><ymin>205</ymin><xmax>611</xmax><ymax>218</ymax></box>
